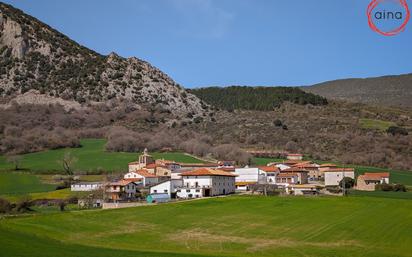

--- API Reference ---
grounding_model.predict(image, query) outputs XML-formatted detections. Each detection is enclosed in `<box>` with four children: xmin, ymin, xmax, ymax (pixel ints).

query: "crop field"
<box><xmin>1</xmin><ymin>195</ymin><xmax>412</xmax><ymax>257</ymax></box>
<box><xmin>0</xmin><ymin>139</ymin><xmax>204</xmax><ymax>173</ymax></box>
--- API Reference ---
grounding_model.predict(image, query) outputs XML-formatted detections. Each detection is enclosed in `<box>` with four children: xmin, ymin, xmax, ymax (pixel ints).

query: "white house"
<box><xmin>71</xmin><ymin>182</ymin><xmax>103</xmax><ymax>192</ymax></box>
<box><xmin>234</xmin><ymin>166</ymin><xmax>267</xmax><ymax>185</ymax></box>
<box><xmin>124</xmin><ymin>169</ymin><xmax>158</xmax><ymax>186</ymax></box>
<box><xmin>149</xmin><ymin>179</ymin><xmax>183</xmax><ymax>197</ymax></box>
<box><xmin>324</xmin><ymin>168</ymin><xmax>355</xmax><ymax>186</ymax></box>
<box><xmin>176</xmin><ymin>168</ymin><xmax>236</xmax><ymax>198</ymax></box>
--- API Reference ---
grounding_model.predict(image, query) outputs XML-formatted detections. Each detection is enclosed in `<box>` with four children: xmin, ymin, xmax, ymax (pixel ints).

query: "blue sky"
<box><xmin>3</xmin><ymin>0</ymin><xmax>412</xmax><ymax>88</ymax></box>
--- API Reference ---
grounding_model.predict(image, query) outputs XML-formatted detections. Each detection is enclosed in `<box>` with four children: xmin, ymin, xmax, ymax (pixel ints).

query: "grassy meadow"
<box><xmin>0</xmin><ymin>139</ymin><xmax>204</xmax><ymax>173</ymax></box>
<box><xmin>1</xmin><ymin>195</ymin><xmax>412</xmax><ymax>257</ymax></box>
<box><xmin>359</xmin><ymin>118</ymin><xmax>396</xmax><ymax>131</ymax></box>
<box><xmin>0</xmin><ymin>173</ymin><xmax>55</xmax><ymax>195</ymax></box>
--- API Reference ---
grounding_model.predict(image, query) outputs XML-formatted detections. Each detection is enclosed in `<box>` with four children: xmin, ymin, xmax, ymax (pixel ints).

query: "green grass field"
<box><xmin>0</xmin><ymin>173</ymin><xmax>55</xmax><ymax>195</ymax></box>
<box><xmin>0</xmin><ymin>139</ymin><xmax>204</xmax><ymax>173</ymax></box>
<box><xmin>359</xmin><ymin>118</ymin><xmax>396</xmax><ymax>131</ymax></box>
<box><xmin>1</xmin><ymin>195</ymin><xmax>412</xmax><ymax>257</ymax></box>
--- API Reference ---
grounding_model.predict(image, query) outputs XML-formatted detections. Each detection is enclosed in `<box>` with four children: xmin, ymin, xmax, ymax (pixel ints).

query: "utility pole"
<box><xmin>342</xmin><ymin>166</ymin><xmax>346</xmax><ymax>197</ymax></box>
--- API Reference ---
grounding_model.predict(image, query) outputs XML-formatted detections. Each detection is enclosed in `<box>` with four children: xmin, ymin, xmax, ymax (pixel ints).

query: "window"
<box><xmin>195</xmin><ymin>182</ymin><xmax>199</xmax><ymax>187</ymax></box>
<box><xmin>196</xmin><ymin>189</ymin><xmax>200</xmax><ymax>192</ymax></box>
<box><xmin>177</xmin><ymin>190</ymin><xmax>181</xmax><ymax>192</ymax></box>
<box><xmin>154</xmin><ymin>190</ymin><xmax>157</xmax><ymax>193</ymax></box>
<box><xmin>186</xmin><ymin>189</ymin><xmax>190</xmax><ymax>193</ymax></box>
<box><xmin>164</xmin><ymin>189</ymin><xmax>168</xmax><ymax>193</ymax></box>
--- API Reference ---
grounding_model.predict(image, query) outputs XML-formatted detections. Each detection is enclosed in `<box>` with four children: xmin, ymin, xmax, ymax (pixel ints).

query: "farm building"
<box><xmin>324</xmin><ymin>168</ymin><xmax>355</xmax><ymax>186</ymax></box>
<box><xmin>176</xmin><ymin>168</ymin><xmax>236</xmax><ymax>198</ymax></box>
<box><xmin>71</xmin><ymin>182</ymin><xmax>103</xmax><ymax>192</ymax></box>
<box><xmin>356</xmin><ymin>172</ymin><xmax>390</xmax><ymax>191</ymax></box>
<box><xmin>124</xmin><ymin>169</ymin><xmax>159</xmax><ymax>186</ymax></box>
<box><xmin>286</xmin><ymin>153</ymin><xmax>303</xmax><ymax>160</ymax></box>
<box><xmin>149</xmin><ymin>179</ymin><xmax>183</xmax><ymax>197</ymax></box>
<box><xmin>146</xmin><ymin>193</ymin><xmax>170</xmax><ymax>203</ymax></box>
<box><xmin>281</xmin><ymin>168</ymin><xmax>309</xmax><ymax>184</ymax></box>
<box><xmin>286</xmin><ymin>184</ymin><xmax>324</xmax><ymax>195</ymax></box>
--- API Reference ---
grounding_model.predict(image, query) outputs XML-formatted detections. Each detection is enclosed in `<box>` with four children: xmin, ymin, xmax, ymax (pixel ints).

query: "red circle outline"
<box><xmin>367</xmin><ymin>0</ymin><xmax>410</xmax><ymax>36</ymax></box>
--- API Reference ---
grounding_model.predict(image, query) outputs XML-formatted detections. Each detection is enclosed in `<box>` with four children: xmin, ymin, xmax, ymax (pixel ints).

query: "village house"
<box><xmin>356</xmin><ymin>172</ymin><xmax>390</xmax><ymax>191</ymax></box>
<box><xmin>286</xmin><ymin>153</ymin><xmax>303</xmax><ymax>160</ymax></box>
<box><xmin>234</xmin><ymin>166</ymin><xmax>267</xmax><ymax>190</ymax></box>
<box><xmin>176</xmin><ymin>168</ymin><xmax>236</xmax><ymax>198</ymax></box>
<box><xmin>124</xmin><ymin>169</ymin><xmax>159</xmax><ymax>186</ymax></box>
<box><xmin>324</xmin><ymin>168</ymin><xmax>355</xmax><ymax>186</ymax></box>
<box><xmin>318</xmin><ymin>163</ymin><xmax>338</xmax><ymax>177</ymax></box>
<box><xmin>71</xmin><ymin>182</ymin><xmax>103</xmax><ymax>192</ymax></box>
<box><xmin>281</xmin><ymin>167</ymin><xmax>309</xmax><ymax>184</ymax></box>
<box><xmin>257</xmin><ymin>166</ymin><xmax>280</xmax><ymax>184</ymax></box>
<box><xmin>292</xmin><ymin>162</ymin><xmax>321</xmax><ymax>180</ymax></box>
<box><xmin>105</xmin><ymin>180</ymin><xmax>138</xmax><ymax>202</ymax></box>
<box><xmin>275</xmin><ymin>173</ymin><xmax>300</xmax><ymax>186</ymax></box>
<box><xmin>149</xmin><ymin>179</ymin><xmax>183</xmax><ymax>197</ymax></box>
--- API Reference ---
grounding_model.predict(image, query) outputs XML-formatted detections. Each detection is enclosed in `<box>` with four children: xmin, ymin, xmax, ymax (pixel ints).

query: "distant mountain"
<box><xmin>0</xmin><ymin>2</ymin><xmax>207</xmax><ymax>117</ymax></box>
<box><xmin>189</xmin><ymin>86</ymin><xmax>328</xmax><ymax>111</ymax></box>
<box><xmin>302</xmin><ymin>74</ymin><xmax>412</xmax><ymax>108</ymax></box>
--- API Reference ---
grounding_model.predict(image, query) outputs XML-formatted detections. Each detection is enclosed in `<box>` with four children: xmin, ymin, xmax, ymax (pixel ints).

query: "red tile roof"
<box><xmin>361</xmin><ymin>172</ymin><xmax>390</xmax><ymax>180</ymax></box>
<box><xmin>181</xmin><ymin>168</ymin><xmax>237</xmax><ymax>177</ymax></box>
<box><xmin>257</xmin><ymin>166</ymin><xmax>280</xmax><ymax>173</ymax></box>
<box><xmin>109</xmin><ymin>179</ymin><xmax>136</xmax><ymax>186</ymax></box>
<box><xmin>136</xmin><ymin>169</ymin><xmax>158</xmax><ymax>178</ymax></box>
<box><xmin>145</xmin><ymin>163</ymin><xmax>157</xmax><ymax>169</ymax></box>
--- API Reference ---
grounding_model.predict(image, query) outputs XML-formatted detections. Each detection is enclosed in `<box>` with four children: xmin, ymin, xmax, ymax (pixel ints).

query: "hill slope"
<box><xmin>302</xmin><ymin>74</ymin><xmax>412</xmax><ymax>108</ymax></box>
<box><xmin>0</xmin><ymin>2</ymin><xmax>207</xmax><ymax>116</ymax></box>
<box><xmin>189</xmin><ymin>86</ymin><xmax>328</xmax><ymax>111</ymax></box>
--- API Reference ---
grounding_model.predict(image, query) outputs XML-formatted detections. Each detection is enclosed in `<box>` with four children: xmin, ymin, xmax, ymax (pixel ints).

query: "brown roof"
<box><xmin>145</xmin><ymin>163</ymin><xmax>157</xmax><ymax>169</ymax></box>
<box><xmin>324</xmin><ymin>168</ymin><xmax>355</xmax><ymax>173</ymax></box>
<box><xmin>257</xmin><ymin>166</ymin><xmax>280</xmax><ymax>173</ymax></box>
<box><xmin>361</xmin><ymin>172</ymin><xmax>390</xmax><ymax>180</ymax></box>
<box><xmin>136</xmin><ymin>169</ymin><xmax>158</xmax><ymax>178</ymax></box>
<box><xmin>109</xmin><ymin>179</ymin><xmax>136</xmax><ymax>186</ymax></box>
<box><xmin>181</xmin><ymin>168</ymin><xmax>237</xmax><ymax>177</ymax></box>
<box><xmin>292</xmin><ymin>163</ymin><xmax>318</xmax><ymax>169</ymax></box>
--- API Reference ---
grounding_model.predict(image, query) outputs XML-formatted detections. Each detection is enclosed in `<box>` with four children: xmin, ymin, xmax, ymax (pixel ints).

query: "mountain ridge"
<box><xmin>0</xmin><ymin>2</ymin><xmax>208</xmax><ymax>118</ymax></box>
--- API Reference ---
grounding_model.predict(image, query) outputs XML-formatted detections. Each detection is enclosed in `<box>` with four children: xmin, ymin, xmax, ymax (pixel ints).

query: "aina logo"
<box><xmin>367</xmin><ymin>0</ymin><xmax>410</xmax><ymax>36</ymax></box>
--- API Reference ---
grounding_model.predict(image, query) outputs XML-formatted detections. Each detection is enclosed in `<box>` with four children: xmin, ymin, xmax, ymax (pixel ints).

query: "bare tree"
<box><xmin>6</xmin><ymin>155</ymin><xmax>22</xmax><ymax>170</ymax></box>
<box><xmin>59</xmin><ymin>151</ymin><xmax>78</xmax><ymax>176</ymax></box>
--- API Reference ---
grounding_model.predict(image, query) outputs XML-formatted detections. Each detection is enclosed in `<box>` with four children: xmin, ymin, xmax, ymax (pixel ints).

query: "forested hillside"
<box><xmin>189</xmin><ymin>86</ymin><xmax>328</xmax><ymax>111</ymax></box>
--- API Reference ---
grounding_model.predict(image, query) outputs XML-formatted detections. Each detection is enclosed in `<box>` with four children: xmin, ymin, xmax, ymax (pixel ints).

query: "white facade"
<box><xmin>150</xmin><ymin>180</ymin><xmax>183</xmax><ymax>197</ymax></box>
<box><xmin>124</xmin><ymin>171</ymin><xmax>158</xmax><ymax>186</ymax></box>
<box><xmin>324</xmin><ymin>171</ymin><xmax>355</xmax><ymax>186</ymax></box>
<box><xmin>234</xmin><ymin>167</ymin><xmax>267</xmax><ymax>184</ymax></box>
<box><xmin>176</xmin><ymin>175</ymin><xmax>236</xmax><ymax>198</ymax></box>
<box><xmin>71</xmin><ymin>182</ymin><xmax>102</xmax><ymax>192</ymax></box>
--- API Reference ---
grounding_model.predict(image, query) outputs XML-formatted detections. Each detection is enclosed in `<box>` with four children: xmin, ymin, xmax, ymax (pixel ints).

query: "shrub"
<box><xmin>0</xmin><ymin>198</ymin><xmax>12</xmax><ymax>213</ymax></box>
<box><xmin>339</xmin><ymin>177</ymin><xmax>355</xmax><ymax>189</ymax></box>
<box><xmin>387</xmin><ymin>126</ymin><xmax>408</xmax><ymax>136</ymax></box>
